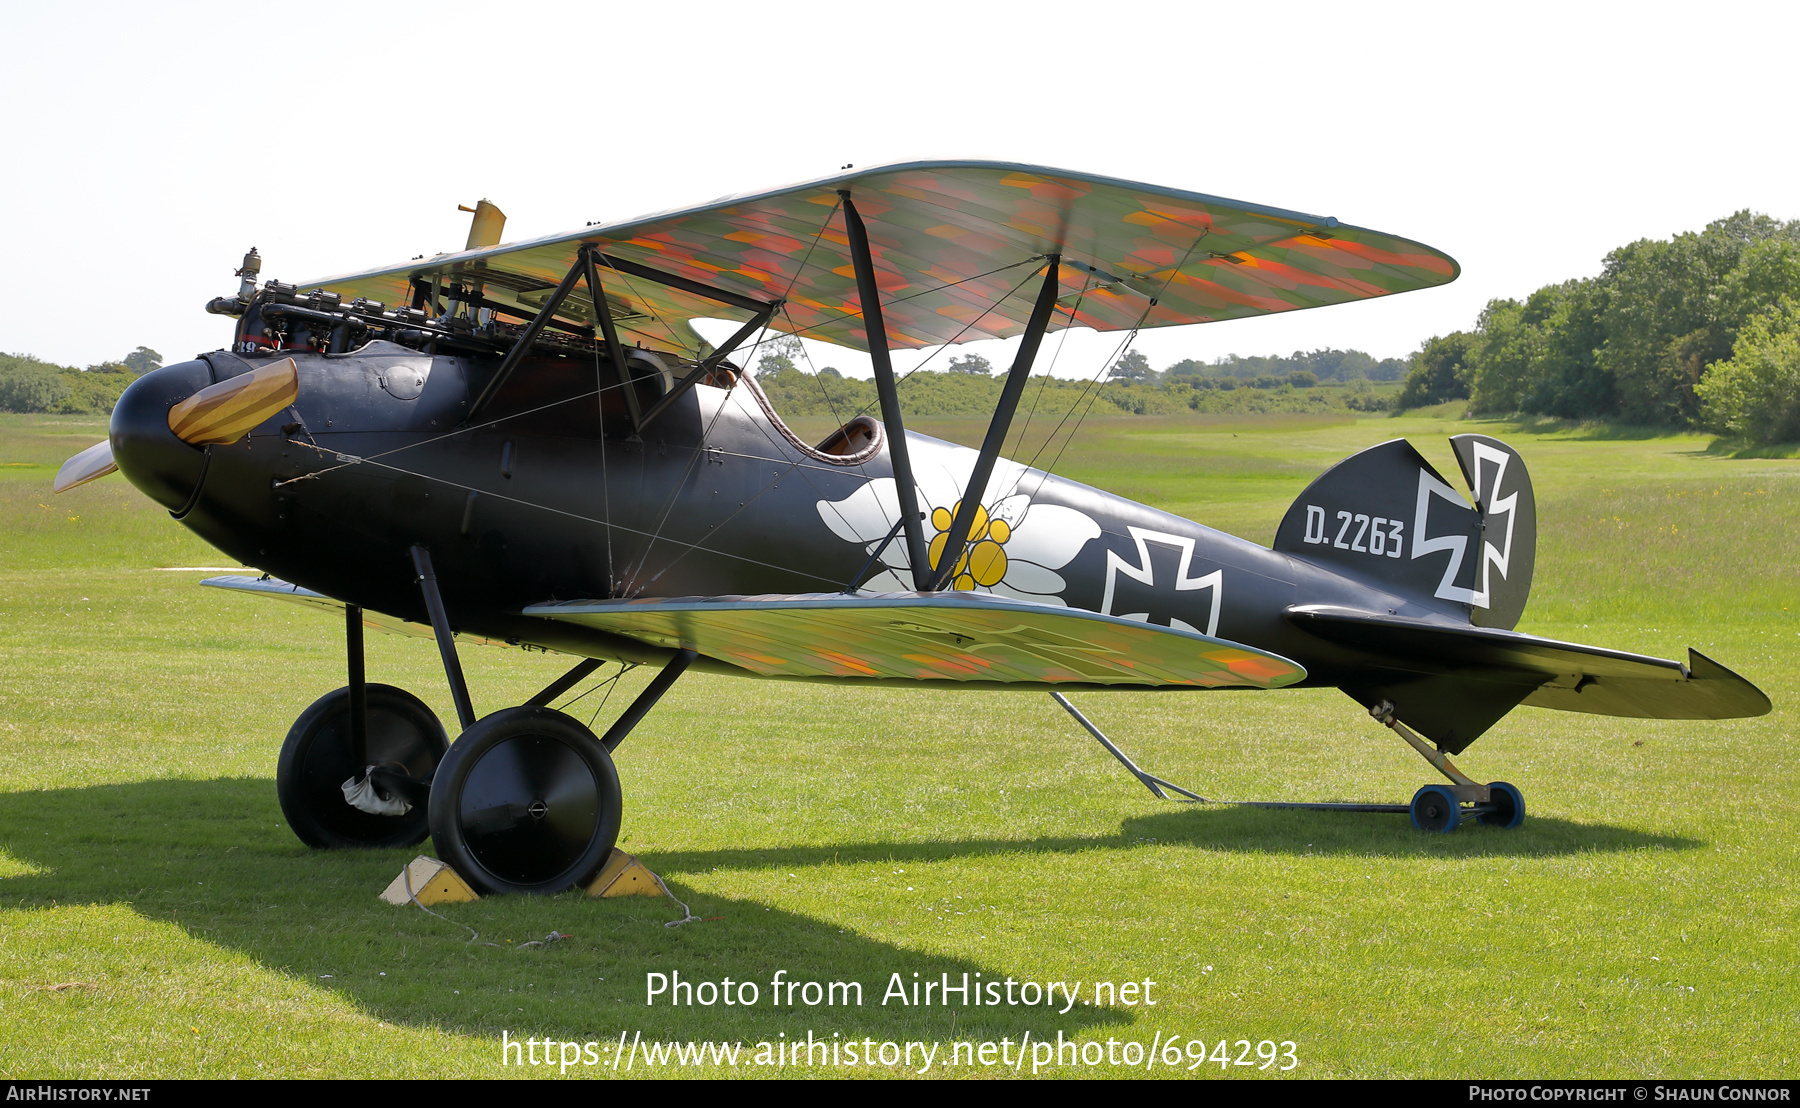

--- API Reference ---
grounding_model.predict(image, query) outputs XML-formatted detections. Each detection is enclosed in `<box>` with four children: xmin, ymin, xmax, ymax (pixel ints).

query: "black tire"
<box><xmin>427</xmin><ymin>706</ymin><xmax>621</xmax><ymax>896</ymax></box>
<box><xmin>276</xmin><ymin>684</ymin><xmax>448</xmax><ymax>849</ymax></box>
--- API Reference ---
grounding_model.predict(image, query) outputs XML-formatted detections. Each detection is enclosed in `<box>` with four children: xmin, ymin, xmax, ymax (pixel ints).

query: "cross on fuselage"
<box><xmin>1102</xmin><ymin>531</ymin><xmax>1221</xmax><ymax>637</ymax></box>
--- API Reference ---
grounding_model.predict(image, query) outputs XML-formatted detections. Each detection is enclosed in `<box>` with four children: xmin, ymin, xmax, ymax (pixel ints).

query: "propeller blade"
<box><xmin>167</xmin><ymin>357</ymin><xmax>298</xmax><ymax>446</ymax></box>
<box><xmin>53</xmin><ymin>439</ymin><xmax>119</xmax><ymax>493</ymax></box>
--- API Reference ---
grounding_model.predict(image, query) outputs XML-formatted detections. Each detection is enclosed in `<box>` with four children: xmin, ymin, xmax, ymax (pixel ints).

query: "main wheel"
<box><xmin>1478</xmin><ymin>781</ymin><xmax>1526</xmax><ymax>829</ymax></box>
<box><xmin>277</xmin><ymin>684</ymin><xmax>448</xmax><ymax>849</ymax></box>
<box><xmin>427</xmin><ymin>706</ymin><xmax>621</xmax><ymax>896</ymax></box>
<box><xmin>1409</xmin><ymin>784</ymin><xmax>1462</xmax><ymax>833</ymax></box>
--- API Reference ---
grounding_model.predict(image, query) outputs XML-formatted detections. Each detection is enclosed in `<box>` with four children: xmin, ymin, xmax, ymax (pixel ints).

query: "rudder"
<box><xmin>1449</xmin><ymin>433</ymin><xmax>1535</xmax><ymax>629</ymax></box>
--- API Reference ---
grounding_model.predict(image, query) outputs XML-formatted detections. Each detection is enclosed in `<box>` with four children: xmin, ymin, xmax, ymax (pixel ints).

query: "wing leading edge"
<box><xmin>525</xmin><ymin>592</ymin><xmax>1305</xmax><ymax>689</ymax></box>
<box><xmin>200</xmin><ymin>575</ymin><xmax>509</xmax><ymax>647</ymax></box>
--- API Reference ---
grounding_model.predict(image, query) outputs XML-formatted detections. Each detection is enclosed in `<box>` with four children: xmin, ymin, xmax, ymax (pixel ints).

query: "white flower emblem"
<box><xmin>816</xmin><ymin>457</ymin><xmax>1100</xmax><ymax>604</ymax></box>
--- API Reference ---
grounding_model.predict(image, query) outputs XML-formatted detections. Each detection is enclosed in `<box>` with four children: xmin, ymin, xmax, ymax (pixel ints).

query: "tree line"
<box><xmin>0</xmin><ymin>348</ymin><xmax>160</xmax><ymax>415</ymax></box>
<box><xmin>752</xmin><ymin>338</ymin><xmax>1403</xmax><ymax>420</ymax></box>
<box><xmin>1394</xmin><ymin>211</ymin><xmax>1800</xmax><ymax>443</ymax></box>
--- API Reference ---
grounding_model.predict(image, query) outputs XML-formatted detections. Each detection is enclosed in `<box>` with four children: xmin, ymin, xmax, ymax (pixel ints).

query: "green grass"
<box><xmin>1</xmin><ymin>411</ymin><xmax>1795</xmax><ymax>1079</ymax></box>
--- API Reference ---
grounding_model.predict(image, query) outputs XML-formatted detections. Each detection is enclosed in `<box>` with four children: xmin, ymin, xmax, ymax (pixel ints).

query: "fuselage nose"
<box><xmin>110</xmin><ymin>358</ymin><xmax>215</xmax><ymax>512</ymax></box>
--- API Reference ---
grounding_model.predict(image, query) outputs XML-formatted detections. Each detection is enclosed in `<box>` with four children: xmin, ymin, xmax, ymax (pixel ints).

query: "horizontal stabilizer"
<box><xmin>200</xmin><ymin>575</ymin><xmax>509</xmax><ymax>646</ymax></box>
<box><xmin>526</xmin><ymin>592</ymin><xmax>1306</xmax><ymax>689</ymax></box>
<box><xmin>1288</xmin><ymin>604</ymin><xmax>1770</xmax><ymax>721</ymax></box>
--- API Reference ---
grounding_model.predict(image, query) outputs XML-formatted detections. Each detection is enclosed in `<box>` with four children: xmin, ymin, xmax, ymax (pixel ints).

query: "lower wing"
<box><xmin>526</xmin><ymin>592</ymin><xmax>1305</xmax><ymax>690</ymax></box>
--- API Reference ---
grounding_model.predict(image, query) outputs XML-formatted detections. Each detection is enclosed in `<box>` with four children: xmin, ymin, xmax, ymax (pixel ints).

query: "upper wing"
<box><xmin>302</xmin><ymin>160</ymin><xmax>1459</xmax><ymax>355</ymax></box>
<box><xmin>525</xmin><ymin>591</ymin><xmax>1305</xmax><ymax>689</ymax></box>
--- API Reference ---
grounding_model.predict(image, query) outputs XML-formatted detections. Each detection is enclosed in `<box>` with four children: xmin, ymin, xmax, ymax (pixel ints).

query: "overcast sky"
<box><xmin>4</xmin><ymin>1</ymin><xmax>1793</xmax><ymax>379</ymax></box>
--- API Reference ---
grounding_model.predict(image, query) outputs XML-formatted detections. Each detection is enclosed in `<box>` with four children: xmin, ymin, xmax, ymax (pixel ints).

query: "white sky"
<box><xmin>4</xmin><ymin>1</ymin><xmax>1794</xmax><ymax>379</ymax></box>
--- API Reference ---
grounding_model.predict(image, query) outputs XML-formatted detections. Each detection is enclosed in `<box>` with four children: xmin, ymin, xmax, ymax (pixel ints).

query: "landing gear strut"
<box><xmin>275</xmin><ymin>605</ymin><xmax>447</xmax><ymax>848</ymax></box>
<box><xmin>273</xmin><ymin>548</ymin><xmax>697</xmax><ymax>893</ymax></box>
<box><xmin>1370</xmin><ymin>701</ymin><xmax>1525</xmax><ymax>833</ymax></box>
<box><xmin>407</xmin><ymin>546</ymin><xmax>696</xmax><ymax>895</ymax></box>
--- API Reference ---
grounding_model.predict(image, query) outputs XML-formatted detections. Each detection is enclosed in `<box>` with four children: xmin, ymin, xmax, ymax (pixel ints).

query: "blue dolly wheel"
<box><xmin>1409</xmin><ymin>784</ymin><xmax>1462</xmax><ymax>833</ymax></box>
<box><xmin>1478</xmin><ymin>781</ymin><xmax>1526</xmax><ymax>829</ymax></box>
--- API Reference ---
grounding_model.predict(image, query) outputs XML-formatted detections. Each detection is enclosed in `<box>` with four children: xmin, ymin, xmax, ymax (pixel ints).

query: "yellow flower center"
<box><xmin>927</xmin><ymin>501</ymin><xmax>1010</xmax><ymax>590</ymax></box>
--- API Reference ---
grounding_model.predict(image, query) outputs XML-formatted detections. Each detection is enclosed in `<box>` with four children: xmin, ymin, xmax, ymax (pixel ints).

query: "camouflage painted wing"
<box><xmin>524</xmin><ymin>591</ymin><xmax>1305</xmax><ymax>689</ymax></box>
<box><xmin>301</xmin><ymin>160</ymin><xmax>1458</xmax><ymax>356</ymax></box>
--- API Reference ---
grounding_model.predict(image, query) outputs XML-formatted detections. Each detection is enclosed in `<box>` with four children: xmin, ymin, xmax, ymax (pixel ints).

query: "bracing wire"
<box><xmin>1005</xmin><ymin>273</ymin><xmax>1094</xmax><ymax>465</ymax></box>
<box><xmin>1018</xmin><ymin>237</ymin><xmax>1206</xmax><ymax>495</ymax></box>
<box><xmin>618</xmin><ymin>199</ymin><xmax>845</xmax><ymax>596</ymax></box>
<box><xmin>279</xmin><ymin>437</ymin><xmax>850</xmax><ymax>587</ymax></box>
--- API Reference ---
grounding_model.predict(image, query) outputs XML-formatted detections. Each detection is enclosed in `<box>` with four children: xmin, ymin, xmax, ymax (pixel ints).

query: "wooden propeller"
<box><xmin>166</xmin><ymin>358</ymin><xmax>298</xmax><ymax>446</ymax></box>
<box><xmin>53</xmin><ymin>439</ymin><xmax>118</xmax><ymax>493</ymax></box>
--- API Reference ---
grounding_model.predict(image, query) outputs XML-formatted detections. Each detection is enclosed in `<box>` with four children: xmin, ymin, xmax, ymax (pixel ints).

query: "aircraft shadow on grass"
<box><xmin>0</xmin><ymin>778</ymin><xmax>1149</xmax><ymax>1045</ymax></box>
<box><xmin>0</xmin><ymin>778</ymin><xmax>1699</xmax><ymax>1047</ymax></box>
<box><xmin>651</xmin><ymin>804</ymin><xmax>1703</xmax><ymax>874</ymax></box>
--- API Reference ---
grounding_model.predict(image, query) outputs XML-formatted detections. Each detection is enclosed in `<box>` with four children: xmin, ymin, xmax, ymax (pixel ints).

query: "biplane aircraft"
<box><xmin>54</xmin><ymin>162</ymin><xmax>1769</xmax><ymax>895</ymax></box>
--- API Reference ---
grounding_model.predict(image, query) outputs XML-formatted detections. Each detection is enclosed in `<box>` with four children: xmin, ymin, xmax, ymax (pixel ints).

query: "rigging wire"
<box><xmin>622</xmin><ymin>252</ymin><xmax>1044</xmax><ymax>593</ymax></box>
<box><xmin>272</xmin><ymin>253</ymin><xmax>1037</xmax><ymax>492</ymax></box>
<box><xmin>1004</xmin><ymin>272</ymin><xmax>1094</xmax><ymax>464</ymax></box>
<box><xmin>1017</xmin><ymin>236</ymin><xmax>1206</xmax><ymax>497</ymax></box>
<box><xmin>273</xmin><ymin>220</ymin><xmax>1200</xmax><ymax>601</ymax></box>
<box><xmin>618</xmin><ymin>199</ymin><xmax>844</xmax><ymax>596</ymax></box>
<box><xmin>278</xmin><ymin>437</ymin><xmax>850</xmax><ymax>588</ymax></box>
<box><xmin>848</xmin><ymin>259</ymin><xmax>1046</xmax><ymax>409</ymax></box>
<box><xmin>787</xmin><ymin>255</ymin><xmax>1042</xmax><ymax>343</ymax></box>
<box><xmin>778</xmin><ymin>301</ymin><xmax>885</xmax><ymax>554</ymax></box>
<box><xmin>617</xmin><ymin>321</ymin><xmax>778</xmax><ymax>595</ymax></box>
<box><xmin>273</xmin><ymin>375</ymin><xmax>638</xmax><ymax>488</ymax></box>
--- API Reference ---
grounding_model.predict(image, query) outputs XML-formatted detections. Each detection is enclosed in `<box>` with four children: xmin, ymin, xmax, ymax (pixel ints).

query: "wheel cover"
<box><xmin>459</xmin><ymin>733</ymin><xmax>601</xmax><ymax>884</ymax></box>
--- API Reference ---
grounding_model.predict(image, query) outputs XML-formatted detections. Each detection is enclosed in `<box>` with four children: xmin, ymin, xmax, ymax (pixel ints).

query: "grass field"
<box><xmin>0</xmin><ymin>409</ymin><xmax>1795</xmax><ymax>1079</ymax></box>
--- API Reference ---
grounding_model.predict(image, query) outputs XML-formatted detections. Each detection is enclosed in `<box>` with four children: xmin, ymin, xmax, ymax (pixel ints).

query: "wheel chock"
<box><xmin>380</xmin><ymin>855</ymin><xmax>480</xmax><ymax>906</ymax></box>
<box><xmin>585</xmin><ymin>849</ymin><xmax>664</xmax><ymax>898</ymax></box>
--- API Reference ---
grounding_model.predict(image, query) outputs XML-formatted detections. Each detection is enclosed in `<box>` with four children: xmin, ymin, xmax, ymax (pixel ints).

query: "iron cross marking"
<box><xmin>1101</xmin><ymin>528</ymin><xmax>1223</xmax><ymax>638</ymax></box>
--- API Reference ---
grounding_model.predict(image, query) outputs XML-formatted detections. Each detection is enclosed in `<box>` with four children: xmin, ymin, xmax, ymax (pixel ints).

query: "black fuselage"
<box><xmin>110</xmin><ymin>343</ymin><xmax>1452</xmax><ymax>689</ymax></box>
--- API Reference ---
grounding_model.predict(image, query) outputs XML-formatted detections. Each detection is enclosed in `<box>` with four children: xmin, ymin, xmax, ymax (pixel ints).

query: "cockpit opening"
<box><xmin>815</xmin><ymin>415</ymin><xmax>879</xmax><ymax>457</ymax></box>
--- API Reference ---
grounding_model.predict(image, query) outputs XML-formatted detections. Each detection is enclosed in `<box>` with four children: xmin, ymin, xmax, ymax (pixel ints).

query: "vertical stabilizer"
<box><xmin>1273</xmin><ymin>435</ymin><xmax>1537</xmax><ymax>629</ymax></box>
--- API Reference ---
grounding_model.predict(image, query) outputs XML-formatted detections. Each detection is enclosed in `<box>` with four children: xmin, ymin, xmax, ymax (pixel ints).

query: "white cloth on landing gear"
<box><xmin>342</xmin><ymin>769</ymin><xmax>412</xmax><ymax>816</ymax></box>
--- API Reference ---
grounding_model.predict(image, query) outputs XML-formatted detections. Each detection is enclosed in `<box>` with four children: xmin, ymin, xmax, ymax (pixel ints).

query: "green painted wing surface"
<box><xmin>304</xmin><ymin>160</ymin><xmax>1458</xmax><ymax>355</ymax></box>
<box><xmin>524</xmin><ymin>592</ymin><xmax>1305</xmax><ymax>688</ymax></box>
